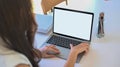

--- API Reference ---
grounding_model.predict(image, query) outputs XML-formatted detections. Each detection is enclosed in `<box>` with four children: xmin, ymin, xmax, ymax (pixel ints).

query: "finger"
<box><xmin>49</xmin><ymin>45</ymin><xmax>56</xmax><ymax>48</ymax></box>
<box><xmin>86</xmin><ymin>47</ymin><xmax>89</xmax><ymax>52</ymax></box>
<box><xmin>83</xmin><ymin>42</ymin><xmax>89</xmax><ymax>46</ymax></box>
<box><xmin>44</xmin><ymin>54</ymin><xmax>56</xmax><ymax>58</ymax></box>
<box><xmin>85</xmin><ymin>48</ymin><xmax>89</xmax><ymax>53</ymax></box>
<box><xmin>50</xmin><ymin>44</ymin><xmax>56</xmax><ymax>47</ymax></box>
<box><xmin>84</xmin><ymin>48</ymin><xmax>89</xmax><ymax>55</ymax></box>
<box><xmin>51</xmin><ymin>46</ymin><xmax>60</xmax><ymax>51</ymax></box>
<box><xmin>70</xmin><ymin>44</ymin><xmax>73</xmax><ymax>49</ymax></box>
<box><xmin>48</xmin><ymin>45</ymin><xmax>59</xmax><ymax>51</ymax></box>
<box><xmin>83</xmin><ymin>44</ymin><xmax>89</xmax><ymax>52</ymax></box>
<box><xmin>79</xmin><ymin>42</ymin><xmax>89</xmax><ymax>47</ymax></box>
<box><xmin>47</xmin><ymin>47</ymin><xmax>60</xmax><ymax>54</ymax></box>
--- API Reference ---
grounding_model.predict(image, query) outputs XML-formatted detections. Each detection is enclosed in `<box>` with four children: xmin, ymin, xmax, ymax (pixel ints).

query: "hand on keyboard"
<box><xmin>39</xmin><ymin>45</ymin><xmax>60</xmax><ymax>58</ymax></box>
<box><xmin>70</xmin><ymin>42</ymin><xmax>89</xmax><ymax>55</ymax></box>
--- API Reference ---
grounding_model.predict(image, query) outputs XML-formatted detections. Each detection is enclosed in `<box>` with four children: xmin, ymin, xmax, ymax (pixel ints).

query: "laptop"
<box><xmin>43</xmin><ymin>7</ymin><xmax>94</xmax><ymax>63</ymax></box>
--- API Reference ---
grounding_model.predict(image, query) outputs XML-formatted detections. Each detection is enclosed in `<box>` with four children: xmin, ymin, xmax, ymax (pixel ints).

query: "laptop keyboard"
<box><xmin>47</xmin><ymin>35</ymin><xmax>82</xmax><ymax>49</ymax></box>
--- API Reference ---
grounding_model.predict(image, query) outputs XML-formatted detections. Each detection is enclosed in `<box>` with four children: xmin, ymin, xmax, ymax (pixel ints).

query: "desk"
<box><xmin>34</xmin><ymin>0</ymin><xmax>120</xmax><ymax>67</ymax></box>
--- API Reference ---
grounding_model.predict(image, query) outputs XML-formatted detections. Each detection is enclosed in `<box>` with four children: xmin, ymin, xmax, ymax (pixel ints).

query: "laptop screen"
<box><xmin>53</xmin><ymin>7</ymin><xmax>94</xmax><ymax>41</ymax></box>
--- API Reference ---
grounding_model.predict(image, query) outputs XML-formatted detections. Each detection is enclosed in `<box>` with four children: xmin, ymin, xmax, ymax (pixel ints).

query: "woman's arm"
<box><xmin>34</xmin><ymin>43</ymin><xmax>88</xmax><ymax>67</ymax></box>
<box><xmin>64</xmin><ymin>50</ymin><xmax>78</xmax><ymax>67</ymax></box>
<box><xmin>64</xmin><ymin>43</ymin><xmax>89</xmax><ymax>67</ymax></box>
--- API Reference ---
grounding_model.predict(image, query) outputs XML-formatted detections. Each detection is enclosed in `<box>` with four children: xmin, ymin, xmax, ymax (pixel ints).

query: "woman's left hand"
<box><xmin>39</xmin><ymin>45</ymin><xmax>60</xmax><ymax>58</ymax></box>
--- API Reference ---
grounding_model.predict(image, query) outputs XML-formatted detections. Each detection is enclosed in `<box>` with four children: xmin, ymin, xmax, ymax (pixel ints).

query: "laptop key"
<box><xmin>47</xmin><ymin>35</ymin><xmax>81</xmax><ymax>49</ymax></box>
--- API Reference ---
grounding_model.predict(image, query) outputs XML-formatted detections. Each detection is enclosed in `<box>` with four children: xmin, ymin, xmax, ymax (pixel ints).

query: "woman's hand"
<box><xmin>64</xmin><ymin>42</ymin><xmax>89</xmax><ymax>67</ymax></box>
<box><xmin>70</xmin><ymin>42</ymin><xmax>89</xmax><ymax>56</ymax></box>
<box><xmin>39</xmin><ymin>45</ymin><xmax>60</xmax><ymax>58</ymax></box>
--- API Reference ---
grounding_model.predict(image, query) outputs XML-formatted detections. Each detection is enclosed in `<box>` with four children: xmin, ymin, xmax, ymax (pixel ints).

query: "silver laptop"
<box><xmin>44</xmin><ymin>7</ymin><xmax>94</xmax><ymax>63</ymax></box>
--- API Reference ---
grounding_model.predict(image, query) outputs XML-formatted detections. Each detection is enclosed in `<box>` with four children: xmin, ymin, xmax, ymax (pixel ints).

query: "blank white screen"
<box><xmin>54</xmin><ymin>8</ymin><xmax>93</xmax><ymax>40</ymax></box>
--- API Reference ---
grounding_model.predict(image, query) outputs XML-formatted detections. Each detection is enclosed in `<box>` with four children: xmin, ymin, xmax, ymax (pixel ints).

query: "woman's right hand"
<box><xmin>70</xmin><ymin>42</ymin><xmax>89</xmax><ymax>56</ymax></box>
<box><xmin>64</xmin><ymin>42</ymin><xmax>89</xmax><ymax>67</ymax></box>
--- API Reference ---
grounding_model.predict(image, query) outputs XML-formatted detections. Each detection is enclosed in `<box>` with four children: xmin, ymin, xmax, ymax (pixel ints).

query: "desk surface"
<box><xmin>33</xmin><ymin>0</ymin><xmax>120</xmax><ymax>67</ymax></box>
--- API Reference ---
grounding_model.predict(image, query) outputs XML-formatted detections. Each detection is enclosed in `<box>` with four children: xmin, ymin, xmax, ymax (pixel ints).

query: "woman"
<box><xmin>0</xmin><ymin>0</ymin><xmax>89</xmax><ymax>67</ymax></box>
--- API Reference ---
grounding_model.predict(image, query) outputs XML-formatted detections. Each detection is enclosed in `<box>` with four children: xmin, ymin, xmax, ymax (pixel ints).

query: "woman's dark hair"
<box><xmin>0</xmin><ymin>0</ymin><xmax>38</xmax><ymax>67</ymax></box>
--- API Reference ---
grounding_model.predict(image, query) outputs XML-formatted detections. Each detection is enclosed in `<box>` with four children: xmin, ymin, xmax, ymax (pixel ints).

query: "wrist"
<box><xmin>67</xmin><ymin>50</ymin><xmax>78</xmax><ymax>62</ymax></box>
<box><xmin>65</xmin><ymin>50</ymin><xmax>78</xmax><ymax>67</ymax></box>
<box><xmin>33</xmin><ymin>48</ymin><xmax>42</xmax><ymax>62</ymax></box>
<box><xmin>39</xmin><ymin>48</ymin><xmax>46</xmax><ymax>58</ymax></box>
<box><xmin>70</xmin><ymin>49</ymin><xmax>79</xmax><ymax>56</ymax></box>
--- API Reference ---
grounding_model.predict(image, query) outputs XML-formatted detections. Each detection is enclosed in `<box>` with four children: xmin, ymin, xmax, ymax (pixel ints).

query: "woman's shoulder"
<box><xmin>0</xmin><ymin>37</ymin><xmax>32</xmax><ymax>67</ymax></box>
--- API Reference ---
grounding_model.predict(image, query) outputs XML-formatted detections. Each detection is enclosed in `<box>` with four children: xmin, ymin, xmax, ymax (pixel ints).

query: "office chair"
<box><xmin>41</xmin><ymin>0</ymin><xmax>68</xmax><ymax>14</ymax></box>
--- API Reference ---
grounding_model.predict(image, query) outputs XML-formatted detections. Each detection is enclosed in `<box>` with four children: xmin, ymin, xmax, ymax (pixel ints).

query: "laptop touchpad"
<box><xmin>56</xmin><ymin>46</ymin><xmax>70</xmax><ymax>60</ymax></box>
